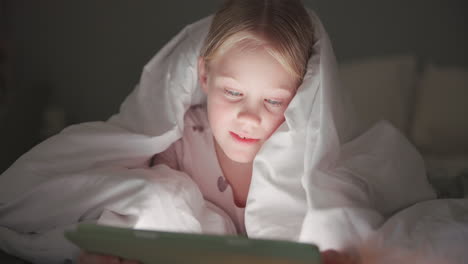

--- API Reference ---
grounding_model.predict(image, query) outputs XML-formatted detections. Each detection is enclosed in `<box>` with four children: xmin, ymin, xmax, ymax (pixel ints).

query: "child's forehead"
<box><xmin>205</xmin><ymin>34</ymin><xmax>300</xmax><ymax>91</ymax></box>
<box><xmin>220</xmin><ymin>33</ymin><xmax>270</xmax><ymax>53</ymax></box>
<box><xmin>211</xmin><ymin>43</ymin><xmax>266</xmax><ymax>69</ymax></box>
<box><xmin>208</xmin><ymin>49</ymin><xmax>297</xmax><ymax>94</ymax></box>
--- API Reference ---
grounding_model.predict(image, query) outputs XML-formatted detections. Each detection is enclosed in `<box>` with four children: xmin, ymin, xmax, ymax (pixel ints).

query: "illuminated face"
<box><xmin>198</xmin><ymin>44</ymin><xmax>297</xmax><ymax>163</ymax></box>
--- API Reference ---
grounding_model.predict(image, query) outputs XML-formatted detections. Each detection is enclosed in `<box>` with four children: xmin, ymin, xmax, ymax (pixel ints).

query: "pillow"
<box><xmin>339</xmin><ymin>55</ymin><xmax>418</xmax><ymax>134</ymax></box>
<box><xmin>410</xmin><ymin>64</ymin><xmax>468</xmax><ymax>155</ymax></box>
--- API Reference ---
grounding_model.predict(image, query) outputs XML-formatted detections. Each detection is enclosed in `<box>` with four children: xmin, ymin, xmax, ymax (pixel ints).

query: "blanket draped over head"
<box><xmin>1</xmin><ymin>10</ymin><xmax>466</xmax><ymax>264</ymax></box>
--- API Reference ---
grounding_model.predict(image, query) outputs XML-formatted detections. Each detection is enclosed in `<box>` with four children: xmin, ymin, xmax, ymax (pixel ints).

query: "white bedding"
<box><xmin>0</xmin><ymin>10</ymin><xmax>466</xmax><ymax>264</ymax></box>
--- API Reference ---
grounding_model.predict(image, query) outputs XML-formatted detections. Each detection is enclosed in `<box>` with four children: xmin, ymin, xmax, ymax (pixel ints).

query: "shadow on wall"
<box><xmin>0</xmin><ymin>51</ymin><xmax>5</xmax><ymax>107</ymax></box>
<box><xmin>0</xmin><ymin>82</ymin><xmax>52</xmax><ymax>174</ymax></box>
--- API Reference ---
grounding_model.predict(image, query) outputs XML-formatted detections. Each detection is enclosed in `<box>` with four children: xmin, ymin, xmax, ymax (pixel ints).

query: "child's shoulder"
<box><xmin>183</xmin><ymin>104</ymin><xmax>210</xmax><ymax>132</ymax></box>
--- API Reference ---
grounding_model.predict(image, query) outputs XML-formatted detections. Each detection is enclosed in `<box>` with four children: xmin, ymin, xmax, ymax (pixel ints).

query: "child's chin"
<box><xmin>226</xmin><ymin>151</ymin><xmax>255</xmax><ymax>164</ymax></box>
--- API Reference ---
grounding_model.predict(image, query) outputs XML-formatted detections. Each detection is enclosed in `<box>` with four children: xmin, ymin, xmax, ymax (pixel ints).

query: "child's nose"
<box><xmin>237</xmin><ymin>107</ymin><xmax>261</xmax><ymax>127</ymax></box>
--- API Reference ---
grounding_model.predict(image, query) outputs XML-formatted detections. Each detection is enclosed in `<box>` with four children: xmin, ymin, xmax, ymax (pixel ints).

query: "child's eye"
<box><xmin>264</xmin><ymin>98</ymin><xmax>283</xmax><ymax>107</ymax></box>
<box><xmin>224</xmin><ymin>89</ymin><xmax>243</xmax><ymax>97</ymax></box>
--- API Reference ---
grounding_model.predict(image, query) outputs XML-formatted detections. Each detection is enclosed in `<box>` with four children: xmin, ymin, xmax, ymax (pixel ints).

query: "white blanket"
<box><xmin>1</xmin><ymin>10</ymin><xmax>466</xmax><ymax>264</ymax></box>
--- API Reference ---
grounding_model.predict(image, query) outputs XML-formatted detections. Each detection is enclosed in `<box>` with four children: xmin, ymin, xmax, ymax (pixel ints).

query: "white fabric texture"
<box><xmin>0</xmin><ymin>16</ymin><xmax>230</xmax><ymax>264</ymax></box>
<box><xmin>369</xmin><ymin>198</ymin><xmax>468</xmax><ymax>263</ymax></box>
<box><xmin>1</xmin><ymin>10</ymin><xmax>463</xmax><ymax>264</ymax></box>
<box><xmin>245</xmin><ymin>12</ymin><xmax>436</xmax><ymax>250</ymax></box>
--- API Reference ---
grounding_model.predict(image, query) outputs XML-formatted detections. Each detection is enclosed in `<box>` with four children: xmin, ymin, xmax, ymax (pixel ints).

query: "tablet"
<box><xmin>65</xmin><ymin>223</ymin><xmax>321</xmax><ymax>264</ymax></box>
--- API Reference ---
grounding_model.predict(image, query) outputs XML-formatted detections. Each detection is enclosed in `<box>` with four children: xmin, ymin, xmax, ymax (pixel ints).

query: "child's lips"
<box><xmin>229</xmin><ymin>132</ymin><xmax>260</xmax><ymax>144</ymax></box>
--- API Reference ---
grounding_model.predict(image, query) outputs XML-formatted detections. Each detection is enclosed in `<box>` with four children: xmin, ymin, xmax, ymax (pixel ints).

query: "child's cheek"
<box><xmin>208</xmin><ymin>94</ymin><xmax>235</xmax><ymax>126</ymax></box>
<box><xmin>211</xmin><ymin>92</ymin><xmax>238</xmax><ymax>111</ymax></box>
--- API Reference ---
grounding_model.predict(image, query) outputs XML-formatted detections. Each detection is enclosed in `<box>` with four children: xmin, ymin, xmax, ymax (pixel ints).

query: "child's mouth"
<box><xmin>229</xmin><ymin>132</ymin><xmax>259</xmax><ymax>144</ymax></box>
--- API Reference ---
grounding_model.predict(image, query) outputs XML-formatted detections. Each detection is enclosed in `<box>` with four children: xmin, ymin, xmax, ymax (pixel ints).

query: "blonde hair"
<box><xmin>200</xmin><ymin>0</ymin><xmax>315</xmax><ymax>82</ymax></box>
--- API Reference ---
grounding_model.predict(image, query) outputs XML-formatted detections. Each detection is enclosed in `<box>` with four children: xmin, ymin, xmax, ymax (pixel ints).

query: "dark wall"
<box><xmin>1</xmin><ymin>0</ymin><xmax>467</xmax><ymax>173</ymax></box>
<box><xmin>308</xmin><ymin>0</ymin><xmax>467</xmax><ymax>65</ymax></box>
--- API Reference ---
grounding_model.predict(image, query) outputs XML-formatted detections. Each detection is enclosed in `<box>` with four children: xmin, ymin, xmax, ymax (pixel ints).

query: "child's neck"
<box><xmin>214</xmin><ymin>140</ymin><xmax>252</xmax><ymax>208</ymax></box>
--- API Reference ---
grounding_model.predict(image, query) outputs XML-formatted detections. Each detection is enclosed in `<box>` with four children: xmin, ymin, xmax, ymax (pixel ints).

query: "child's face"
<box><xmin>199</xmin><ymin>44</ymin><xmax>298</xmax><ymax>163</ymax></box>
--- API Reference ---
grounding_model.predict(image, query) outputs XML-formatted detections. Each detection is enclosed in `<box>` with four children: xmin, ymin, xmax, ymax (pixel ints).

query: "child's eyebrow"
<box><xmin>214</xmin><ymin>76</ymin><xmax>242</xmax><ymax>90</ymax></box>
<box><xmin>270</xmin><ymin>86</ymin><xmax>294</xmax><ymax>98</ymax></box>
<box><xmin>215</xmin><ymin>76</ymin><xmax>293</xmax><ymax>97</ymax></box>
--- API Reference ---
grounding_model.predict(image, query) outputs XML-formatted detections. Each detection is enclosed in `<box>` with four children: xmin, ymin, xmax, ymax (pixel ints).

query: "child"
<box><xmin>152</xmin><ymin>0</ymin><xmax>313</xmax><ymax>232</ymax></box>
<box><xmin>80</xmin><ymin>0</ymin><xmax>315</xmax><ymax>263</ymax></box>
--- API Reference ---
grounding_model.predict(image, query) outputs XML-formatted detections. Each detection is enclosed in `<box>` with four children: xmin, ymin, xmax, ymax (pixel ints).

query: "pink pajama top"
<box><xmin>152</xmin><ymin>105</ymin><xmax>246</xmax><ymax>235</ymax></box>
